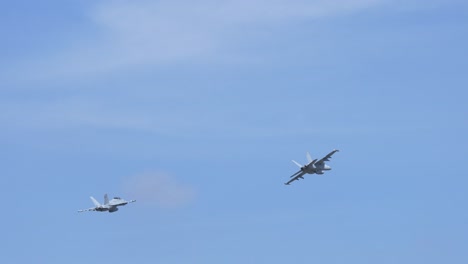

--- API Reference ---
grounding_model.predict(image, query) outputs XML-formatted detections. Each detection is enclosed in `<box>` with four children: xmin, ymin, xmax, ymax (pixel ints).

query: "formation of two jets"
<box><xmin>79</xmin><ymin>149</ymin><xmax>339</xmax><ymax>213</ymax></box>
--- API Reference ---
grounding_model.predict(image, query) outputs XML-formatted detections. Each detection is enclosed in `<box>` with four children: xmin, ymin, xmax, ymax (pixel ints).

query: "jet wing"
<box><xmin>284</xmin><ymin>171</ymin><xmax>306</xmax><ymax>185</ymax></box>
<box><xmin>315</xmin><ymin>149</ymin><xmax>339</xmax><ymax>166</ymax></box>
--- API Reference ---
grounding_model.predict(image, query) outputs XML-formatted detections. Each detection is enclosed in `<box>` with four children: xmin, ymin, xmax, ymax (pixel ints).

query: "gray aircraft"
<box><xmin>285</xmin><ymin>149</ymin><xmax>339</xmax><ymax>185</ymax></box>
<box><xmin>78</xmin><ymin>194</ymin><xmax>136</xmax><ymax>213</ymax></box>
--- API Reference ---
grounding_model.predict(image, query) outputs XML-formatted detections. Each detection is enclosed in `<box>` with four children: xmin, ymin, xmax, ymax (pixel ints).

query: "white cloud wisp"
<box><xmin>123</xmin><ymin>172</ymin><xmax>196</xmax><ymax>209</ymax></box>
<box><xmin>11</xmin><ymin>0</ymin><xmax>384</xmax><ymax>80</ymax></box>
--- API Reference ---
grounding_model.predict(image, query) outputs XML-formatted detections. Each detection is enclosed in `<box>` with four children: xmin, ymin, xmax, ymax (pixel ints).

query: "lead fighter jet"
<box><xmin>78</xmin><ymin>194</ymin><xmax>136</xmax><ymax>213</ymax></box>
<box><xmin>285</xmin><ymin>149</ymin><xmax>339</xmax><ymax>185</ymax></box>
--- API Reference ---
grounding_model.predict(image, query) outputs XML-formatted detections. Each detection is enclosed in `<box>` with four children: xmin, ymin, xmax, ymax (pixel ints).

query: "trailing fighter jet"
<box><xmin>78</xmin><ymin>194</ymin><xmax>136</xmax><ymax>213</ymax></box>
<box><xmin>284</xmin><ymin>149</ymin><xmax>339</xmax><ymax>185</ymax></box>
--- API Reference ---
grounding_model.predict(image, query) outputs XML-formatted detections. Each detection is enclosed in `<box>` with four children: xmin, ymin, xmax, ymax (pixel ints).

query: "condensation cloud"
<box><xmin>123</xmin><ymin>172</ymin><xmax>196</xmax><ymax>208</ymax></box>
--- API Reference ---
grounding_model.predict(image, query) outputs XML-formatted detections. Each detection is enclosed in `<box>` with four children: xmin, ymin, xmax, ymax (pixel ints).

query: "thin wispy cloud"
<box><xmin>123</xmin><ymin>172</ymin><xmax>196</xmax><ymax>208</ymax></box>
<box><xmin>1</xmin><ymin>0</ymin><xmax>412</xmax><ymax>139</ymax></box>
<box><xmin>0</xmin><ymin>96</ymin><xmax>414</xmax><ymax>141</ymax></box>
<box><xmin>7</xmin><ymin>0</ymin><xmax>385</xmax><ymax>80</ymax></box>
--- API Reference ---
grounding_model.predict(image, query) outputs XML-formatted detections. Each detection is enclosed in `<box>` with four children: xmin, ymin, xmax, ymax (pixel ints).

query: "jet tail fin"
<box><xmin>306</xmin><ymin>152</ymin><xmax>313</xmax><ymax>163</ymax></box>
<box><xmin>104</xmin><ymin>194</ymin><xmax>109</xmax><ymax>205</ymax></box>
<box><xmin>90</xmin><ymin>196</ymin><xmax>101</xmax><ymax>207</ymax></box>
<box><xmin>292</xmin><ymin>160</ymin><xmax>302</xmax><ymax>168</ymax></box>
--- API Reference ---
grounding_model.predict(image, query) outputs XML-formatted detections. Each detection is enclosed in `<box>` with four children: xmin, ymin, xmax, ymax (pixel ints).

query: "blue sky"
<box><xmin>1</xmin><ymin>0</ymin><xmax>467</xmax><ymax>263</ymax></box>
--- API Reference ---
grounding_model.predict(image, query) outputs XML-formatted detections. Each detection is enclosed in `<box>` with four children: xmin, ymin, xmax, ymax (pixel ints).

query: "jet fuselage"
<box><xmin>303</xmin><ymin>164</ymin><xmax>331</xmax><ymax>174</ymax></box>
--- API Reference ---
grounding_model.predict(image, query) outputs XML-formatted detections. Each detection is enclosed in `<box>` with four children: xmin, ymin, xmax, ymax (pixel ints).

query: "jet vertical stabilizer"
<box><xmin>90</xmin><ymin>196</ymin><xmax>101</xmax><ymax>207</ymax></box>
<box><xmin>292</xmin><ymin>160</ymin><xmax>303</xmax><ymax>168</ymax></box>
<box><xmin>104</xmin><ymin>194</ymin><xmax>109</xmax><ymax>205</ymax></box>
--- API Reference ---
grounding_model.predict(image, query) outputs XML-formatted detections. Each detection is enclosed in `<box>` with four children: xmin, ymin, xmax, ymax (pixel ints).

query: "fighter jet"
<box><xmin>285</xmin><ymin>149</ymin><xmax>339</xmax><ymax>185</ymax></box>
<box><xmin>78</xmin><ymin>194</ymin><xmax>136</xmax><ymax>213</ymax></box>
